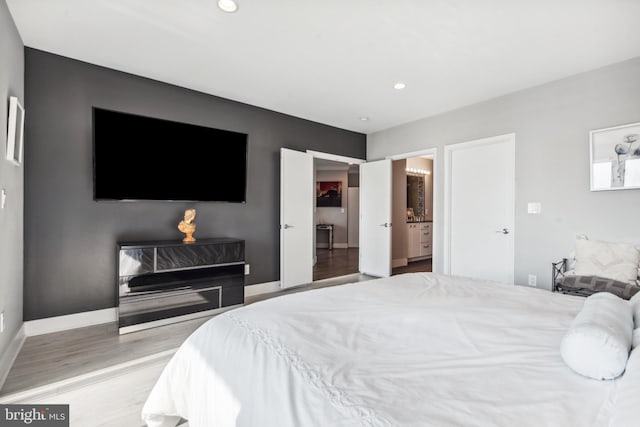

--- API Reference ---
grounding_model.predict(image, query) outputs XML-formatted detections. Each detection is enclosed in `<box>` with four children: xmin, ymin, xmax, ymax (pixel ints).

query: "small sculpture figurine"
<box><xmin>178</xmin><ymin>208</ymin><xmax>197</xmax><ymax>243</ymax></box>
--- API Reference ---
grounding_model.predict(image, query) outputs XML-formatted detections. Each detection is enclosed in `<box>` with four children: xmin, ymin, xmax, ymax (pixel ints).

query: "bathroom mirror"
<box><xmin>407</xmin><ymin>174</ymin><xmax>425</xmax><ymax>220</ymax></box>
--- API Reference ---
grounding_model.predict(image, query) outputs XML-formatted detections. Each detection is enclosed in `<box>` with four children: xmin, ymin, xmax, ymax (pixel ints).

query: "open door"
<box><xmin>359</xmin><ymin>159</ymin><xmax>392</xmax><ymax>277</ymax></box>
<box><xmin>280</xmin><ymin>148</ymin><xmax>314</xmax><ymax>289</ymax></box>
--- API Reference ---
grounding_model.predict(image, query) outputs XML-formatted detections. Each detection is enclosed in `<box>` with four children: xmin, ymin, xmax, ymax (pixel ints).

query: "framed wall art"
<box><xmin>316</xmin><ymin>181</ymin><xmax>342</xmax><ymax>207</ymax></box>
<box><xmin>6</xmin><ymin>96</ymin><xmax>25</xmax><ymax>166</ymax></box>
<box><xmin>590</xmin><ymin>121</ymin><xmax>640</xmax><ymax>191</ymax></box>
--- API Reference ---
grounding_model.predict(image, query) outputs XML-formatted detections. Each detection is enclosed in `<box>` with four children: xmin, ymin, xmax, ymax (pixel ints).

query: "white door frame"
<box><xmin>386</xmin><ymin>148</ymin><xmax>440</xmax><ymax>273</ymax></box>
<box><xmin>307</xmin><ymin>150</ymin><xmax>366</xmax><ymax>165</ymax></box>
<box><xmin>443</xmin><ymin>133</ymin><xmax>515</xmax><ymax>277</ymax></box>
<box><xmin>307</xmin><ymin>150</ymin><xmax>365</xmax><ymax>264</ymax></box>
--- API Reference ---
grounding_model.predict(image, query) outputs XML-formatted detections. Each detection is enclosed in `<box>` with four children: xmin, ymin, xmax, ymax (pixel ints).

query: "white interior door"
<box><xmin>280</xmin><ymin>148</ymin><xmax>313</xmax><ymax>288</ymax></box>
<box><xmin>445</xmin><ymin>134</ymin><xmax>515</xmax><ymax>284</ymax></box>
<box><xmin>359</xmin><ymin>159</ymin><xmax>392</xmax><ymax>277</ymax></box>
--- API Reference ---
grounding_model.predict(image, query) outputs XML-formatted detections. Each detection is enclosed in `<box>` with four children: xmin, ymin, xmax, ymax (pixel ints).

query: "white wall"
<box><xmin>425</xmin><ymin>159</ymin><xmax>433</xmax><ymax>221</ymax></box>
<box><xmin>0</xmin><ymin>0</ymin><xmax>24</xmax><ymax>381</ymax></box>
<box><xmin>368</xmin><ymin>56</ymin><xmax>640</xmax><ymax>290</ymax></box>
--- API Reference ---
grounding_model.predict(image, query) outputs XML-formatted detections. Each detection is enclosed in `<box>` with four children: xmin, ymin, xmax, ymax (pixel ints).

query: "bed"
<box><xmin>142</xmin><ymin>272</ymin><xmax>638</xmax><ymax>427</ymax></box>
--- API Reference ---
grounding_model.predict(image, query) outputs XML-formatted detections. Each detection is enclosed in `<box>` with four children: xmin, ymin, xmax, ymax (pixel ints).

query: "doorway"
<box><xmin>313</xmin><ymin>158</ymin><xmax>360</xmax><ymax>281</ymax></box>
<box><xmin>390</xmin><ymin>155</ymin><xmax>434</xmax><ymax>275</ymax></box>
<box><xmin>279</xmin><ymin>149</ymin><xmax>394</xmax><ymax>288</ymax></box>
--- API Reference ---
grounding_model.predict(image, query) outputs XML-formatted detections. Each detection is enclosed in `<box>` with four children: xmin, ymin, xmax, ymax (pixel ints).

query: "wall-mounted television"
<box><xmin>93</xmin><ymin>108</ymin><xmax>248</xmax><ymax>202</ymax></box>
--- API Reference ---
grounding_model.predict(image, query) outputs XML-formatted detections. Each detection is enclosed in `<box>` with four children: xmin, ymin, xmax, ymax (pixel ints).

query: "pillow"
<box><xmin>560</xmin><ymin>292</ymin><xmax>633</xmax><ymax>380</ymax></box>
<box><xmin>630</xmin><ymin>292</ymin><xmax>640</xmax><ymax>329</ymax></box>
<box><xmin>567</xmin><ymin>239</ymin><xmax>640</xmax><ymax>284</ymax></box>
<box><xmin>559</xmin><ymin>275</ymin><xmax>640</xmax><ymax>300</ymax></box>
<box><xmin>611</xmin><ymin>345</ymin><xmax>640</xmax><ymax>427</ymax></box>
<box><xmin>574</xmin><ymin>239</ymin><xmax>640</xmax><ymax>284</ymax></box>
<box><xmin>633</xmin><ymin>329</ymin><xmax>640</xmax><ymax>350</ymax></box>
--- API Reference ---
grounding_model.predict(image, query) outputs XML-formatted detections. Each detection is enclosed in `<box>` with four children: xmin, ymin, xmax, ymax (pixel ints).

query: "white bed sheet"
<box><xmin>142</xmin><ymin>273</ymin><xmax>624</xmax><ymax>427</ymax></box>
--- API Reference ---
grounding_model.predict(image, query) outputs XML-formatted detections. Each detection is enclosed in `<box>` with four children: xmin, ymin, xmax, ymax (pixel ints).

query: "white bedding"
<box><xmin>142</xmin><ymin>273</ymin><xmax>626</xmax><ymax>427</ymax></box>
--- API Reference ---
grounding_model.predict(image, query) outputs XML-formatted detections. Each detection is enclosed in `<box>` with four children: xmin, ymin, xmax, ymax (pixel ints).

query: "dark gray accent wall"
<box><xmin>0</xmin><ymin>1</ymin><xmax>24</xmax><ymax>359</ymax></box>
<box><xmin>24</xmin><ymin>48</ymin><xmax>365</xmax><ymax>320</ymax></box>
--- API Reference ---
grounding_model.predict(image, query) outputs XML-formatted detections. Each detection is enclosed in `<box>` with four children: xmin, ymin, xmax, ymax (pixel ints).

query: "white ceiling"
<box><xmin>7</xmin><ymin>0</ymin><xmax>640</xmax><ymax>134</ymax></box>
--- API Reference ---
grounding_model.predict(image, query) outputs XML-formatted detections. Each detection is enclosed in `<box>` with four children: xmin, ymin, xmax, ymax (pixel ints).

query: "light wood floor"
<box><xmin>0</xmin><ymin>316</ymin><xmax>210</xmax><ymax>397</ymax></box>
<box><xmin>27</xmin><ymin>356</ymin><xmax>173</xmax><ymax>427</ymax></box>
<box><xmin>313</xmin><ymin>248</ymin><xmax>432</xmax><ymax>280</ymax></box>
<box><xmin>1</xmin><ymin>273</ymin><xmax>374</xmax><ymax>398</ymax></box>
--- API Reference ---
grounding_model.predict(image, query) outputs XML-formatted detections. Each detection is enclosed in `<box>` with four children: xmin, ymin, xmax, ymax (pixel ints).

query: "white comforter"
<box><xmin>142</xmin><ymin>273</ymin><xmax>628</xmax><ymax>427</ymax></box>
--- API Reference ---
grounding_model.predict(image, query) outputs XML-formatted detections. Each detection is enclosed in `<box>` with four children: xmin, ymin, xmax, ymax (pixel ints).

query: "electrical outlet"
<box><xmin>528</xmin><ymin>274</ymin><xmax>537</xmax><ymax>287</ymax></box>
<box><xmin>244</xmin><ymin>264</ymin><xmax>250</xmax><ymax>275</ymax></box>
<box><xmin>0</xmin><ymin>312</ymin><xmax>4</xmax><ymax>333</ymax></box>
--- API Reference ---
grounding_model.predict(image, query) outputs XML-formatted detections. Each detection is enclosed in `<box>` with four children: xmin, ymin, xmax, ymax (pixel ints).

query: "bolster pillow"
<box><xmin>630</xmin><ymin>292</ymin><xmax>640</xmax><ymax>329</ymax></box>
<box><xmin>560</xmin><ymin>292</ymin><xmax>633</xmax><ymax>380</ymax></box>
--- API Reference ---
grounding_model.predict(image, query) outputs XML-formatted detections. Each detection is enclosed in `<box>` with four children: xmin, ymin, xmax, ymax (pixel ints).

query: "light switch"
<box><xmin>527</xmin><ymin>202</ymin><xmax>541</xmax><ymax>214</ymax></box>
<box><xmin>1</xmin><ymin>189</ymin><xmax>6</xmax><ymax>209</ymax></box>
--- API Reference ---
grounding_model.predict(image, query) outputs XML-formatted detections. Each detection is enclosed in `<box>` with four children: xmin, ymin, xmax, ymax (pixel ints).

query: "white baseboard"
<box><xmin>23</xmin><ymin>280</ymin><xmax>290</xmax><ymax>336</ymax></box>
<box><xmin>24</xmin><ymin>308</ymin><xmax>117</xmax><ymax>337</ymax></box>
<box><xmin>392</xmin><ymin>258</ymin><xmax>408</xmax><ymax>268</ymax></box>
<box><xmin>0</xmin><ymin>325</ymin><xmax>26</xmax><ymax>391</ymax></box>
<box><xmin>244</xmin><ymin>280</ymin><xmax>281</xmax><ymax>298</ymax></box>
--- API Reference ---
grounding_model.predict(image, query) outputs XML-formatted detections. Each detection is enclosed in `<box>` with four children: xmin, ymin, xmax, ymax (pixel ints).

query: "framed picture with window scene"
<box><xmin>6</xmin><ymin>96</ymin><xmax>25</xmax><ymax>166</ymax></box>
<box><xmin>590</xmin><ymin>121</ymin><xmax>640</xmax><ymax>191</ymax></box>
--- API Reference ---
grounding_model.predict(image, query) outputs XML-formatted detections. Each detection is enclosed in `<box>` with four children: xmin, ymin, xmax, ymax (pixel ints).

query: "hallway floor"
<box><xmin>313</xmin><ymin>248</ymin><xmax>433</xmax><ymax>280</ymax></box>
<box><xmin>392</xmin><ymin>258</ymin><xmax>432</xmax><ymax>275</ymax></box>
<box><xmin>313</xmin><ymin>248</ymin><xmax>359</xmax><ymax>281</ymax></box>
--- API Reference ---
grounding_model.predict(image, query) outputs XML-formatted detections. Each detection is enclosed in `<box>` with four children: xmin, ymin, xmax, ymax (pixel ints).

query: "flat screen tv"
<box><xmin>93</xmin><ymin>108</ymin><xmax>247</xmax><ymax>202</ymax></box>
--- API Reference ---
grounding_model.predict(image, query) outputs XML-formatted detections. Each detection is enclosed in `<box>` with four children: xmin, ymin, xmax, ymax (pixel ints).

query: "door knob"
<box><xmin>495</xmin><ymin>228</ymin><xmax>509</xmax><ymax>234</ymax></box>
<box><xmin>380</xmin><ymin>222</ymin><xmax>392</xmax><ymax>228</ymax></box>
<box><xmin>282</xmin><ymin>224</ymin><xmax>293</xmax><ymax>229</ymax></box>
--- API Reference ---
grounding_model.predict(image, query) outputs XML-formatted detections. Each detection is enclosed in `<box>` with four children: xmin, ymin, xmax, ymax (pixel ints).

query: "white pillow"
<box><xmin>630</xmin><ymin>292</ymin><xmax>640</xmax><ymax>329</ymax></box>
<box><xmin>574</xmin><ymin>239</ymin><xmax>640</xmax><ymax>283</ymax></box>
<box><xmin>633</xmin><ymin>329</ymin><xmax>640</xmax><ymax>350</ymax></box>
<box><xmin>560</xmin><ymin>292</ymin><xmax>633</xmax><ymax>380</ymax></box>
<box><xmin>611</xmin><ymin>346</ymin><xmax>640</xmax><ymax>427</ymax></box>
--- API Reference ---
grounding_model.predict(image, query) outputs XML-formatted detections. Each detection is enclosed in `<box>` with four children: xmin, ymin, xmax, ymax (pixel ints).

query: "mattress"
<box><xmin>142</xmin><ymin>272</ymin><xmax>630</xmax><ymax>427</ymax></box>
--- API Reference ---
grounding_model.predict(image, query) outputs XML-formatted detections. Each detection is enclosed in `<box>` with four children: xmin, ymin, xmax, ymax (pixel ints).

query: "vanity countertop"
<box><xmin>406</xmin><ymin>220</ymin><xmax>433</xmax><ymax>223</ymax></box>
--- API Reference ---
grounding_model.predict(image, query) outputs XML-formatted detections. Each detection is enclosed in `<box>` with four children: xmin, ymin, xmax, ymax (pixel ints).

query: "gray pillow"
<box><xmin>559</xmin><ymin>275</ymin><xmax>640</xmax><ymax>300</ymax></box>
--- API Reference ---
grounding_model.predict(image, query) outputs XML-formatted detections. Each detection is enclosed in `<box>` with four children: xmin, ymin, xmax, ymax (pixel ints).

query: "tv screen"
<box><xmin>93</xmin><ymin>108</ymin><xmax>247</xmax><ymax>202</ymax></box>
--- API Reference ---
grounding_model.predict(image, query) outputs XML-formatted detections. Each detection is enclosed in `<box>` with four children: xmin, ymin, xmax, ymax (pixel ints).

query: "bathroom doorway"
<box><xmin>391</xmin><ymin>154</ymin><xmax>434</xmax><ymax>275</ymax></box>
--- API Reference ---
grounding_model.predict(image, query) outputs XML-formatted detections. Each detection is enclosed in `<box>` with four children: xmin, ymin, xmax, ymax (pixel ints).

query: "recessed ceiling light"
<box><xmin>394</xmin><ymin>82</ymin><xmax>407</xmax><ymax>90</ymax></box>
<box><xmin>359</xmin><ymin>117</ymin><xmax>369</xmax><ymax>121</ymax></box>
<box><xmin>218</xmin><ymin>0</ymin><xmax>238</xmax><ymax>13</ymax></box>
